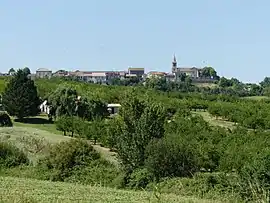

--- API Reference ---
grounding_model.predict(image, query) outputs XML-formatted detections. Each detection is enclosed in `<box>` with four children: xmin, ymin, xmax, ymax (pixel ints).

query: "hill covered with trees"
<box><xmin>1</xmin><ymin>73</ymin><xmax>270</xmax><ymax>202</ymax></box>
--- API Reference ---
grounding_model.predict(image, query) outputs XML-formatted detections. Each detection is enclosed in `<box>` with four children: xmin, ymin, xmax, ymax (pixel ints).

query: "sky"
<box><xmin>0</xmin><ymin>0</ymin><xmax>270</xmax><ymax>83</ymax></box>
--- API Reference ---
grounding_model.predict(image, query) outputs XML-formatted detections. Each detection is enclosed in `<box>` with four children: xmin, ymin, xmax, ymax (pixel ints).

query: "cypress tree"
<box><xmin>2</xmin><ymin>69</ymin><xmax>40</xmax><ymax>120</ymax></box>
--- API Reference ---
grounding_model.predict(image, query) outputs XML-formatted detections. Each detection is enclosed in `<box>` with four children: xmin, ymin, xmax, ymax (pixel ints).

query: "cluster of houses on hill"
<box><xmin>1</xmin><ymin>56</ymin><xmax>216</xmax><ymax>83</ymax></box>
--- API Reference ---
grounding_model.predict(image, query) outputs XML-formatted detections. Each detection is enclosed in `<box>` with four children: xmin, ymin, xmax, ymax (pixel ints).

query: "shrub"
<box><xmin>0</xmin><ymin>142</ymin><xmax>28</xmax><ymax>168</ymax></box>
<box><xmin>0</xmin><ymin>111</ymin><xmax>13</xmax><ymax>127</ymax></box>
<box><xmin>238</xmin><ymin>149</ymin><xmax>270</xmax><ymax>201</ymax></box>
<box><xmin>145</xmin><ymin>136</ymin><xmax>199</xmax><ymax>181</ymax></box>
<box><xmin>65</xmin><ymin>159</ymin><xmax>120</xmax><ymax>187</ymax></box>
<box><xmin>38</xmin><ymin>139</ymin><xmax>100</xmax><ymax>181</ymax></box>
<box><xmin>127</xmin><ymin>168</ymin><xmax>154</xmax><ymax>189</ymax></box>
<box><xmin>16</xmin><ymin>135</ymin><xmax>50</xmax><ymax>155</ymax></box>
<box><xmin>147</xmin><ymin>173</ymin><xmax>242</xmax><ymax>202</ymax></box>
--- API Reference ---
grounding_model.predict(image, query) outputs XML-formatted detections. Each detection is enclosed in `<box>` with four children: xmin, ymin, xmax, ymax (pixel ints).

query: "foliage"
<box><xmin>127</xmin><ymin>168</ymin><xmax>154</xmax><ymax>189</ymax></box>
<box><xmin>55</xmin><ymin>116</ymin><xmax>82</xmax><ymax>137</ymax></box>
<box><xmin>260</xmin><ymin>77</ymin><xmax>270</xmax><ymax>88</ymax></box>
<box><xmin>2</xmin><ymin>76</ymin><xmax>270</xmax><ymax>202</ymax></box>
<box><xmin>0</xmin><ymin>176</ymin><xmax>209</xmax><ymax>203</ymax></box>
<box><xmin>145</xmin><ymin>136</ymin><xmax>200</xmax><ymax>181</ymax></box>
<box><xmin>219</xmin><ymin>77</ymin><xmax>233</xmax><ymax>88</ymax></box>
<box><xmin>201</xmin><ymin>67</ymin><xmax>217</xmax><ymax>78</ymax></box>
<box><xmin>0</xmin><ymin>142</ymin><xmax>28</xmax><ymax>168</ymax></box>
<box><xmin>2</xmin><ymin>70</ymin><xmax>40</xmax><ymax>119</ymax></box>
<box><xmin>38</xmin><ymin>139</ymin><xmax>100</xmax><ymax>181</ymax></box>
<box><xmin>48</xmin><ymin>85</ymin><xmax>108</xmax><ymax>120</ymax></box>
<box><xmin>239</xmin><ymin>149</ymin><xmax>270</xmax><ymax>193</ymax></box>
<box><xmin>101</xmin><ymin>118</ymin><xmax>121</xmax><ymax>149</ymax></box>
<box><xmin>65</xmin><ymin>159</ymin><xmax>120</xmax><ymax>187</ymax></box>
<box><xmin>115</xmin><ymin>91</ymin><xmax>166</xmax><ymax>171</ymax></box>
<box><xmin>22</xmin><ymin>67</ymin><xmax>31</xmax><ymax>75</ymax></box>
<box><xmin>148</xmin><ymin>173</ymin><xmax>243</xmax><ymax>202</ymax></box>
<box><xmin>208</xmin><ymin>101</ymin><xmax>270</xmax><ymax>129</ymax></box>
<box><xmin>8</xmin><ymin>68</ymin><xmax>15</xmax><ymax>75</ymax></box>
<box><xmin>0</xmin><ymin>112</ymin><xmax>13</xmax><ymax>127</ymax></box>
<box><xmin>86</xmin><ymin>118</ymin><xmax>106</xmax><ymax>144</ymax></box>
<box><xmin>17</xmin><ymin>135</ymin><xmax>50</xmax><ymax>155</ymax></box>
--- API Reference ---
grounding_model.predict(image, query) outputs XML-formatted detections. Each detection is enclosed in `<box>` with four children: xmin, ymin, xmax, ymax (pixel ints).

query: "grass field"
<box><xmin>193</xmin><ymin>111</ymin><xmax>236</xmax><ymax>129</ymax></box>
<box><xmin>243</xmin><ymin>96</ymin><xmax>270</xmax><ymax>100</ymax></box>
<box><xmin>0</xmin><ymin>176</ymin><xmax>220</xmax><ymax>203</ymax></box>
<box><xmin>194</xmin><ymin>83</ymin><xmax>218</xmax><ymax>88</ymax></box>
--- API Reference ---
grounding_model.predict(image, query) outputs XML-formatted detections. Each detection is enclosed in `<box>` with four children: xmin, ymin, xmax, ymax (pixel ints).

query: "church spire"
<box><xmin>173</xmin><ymin>54</ymin><xmax>177</xmax><ymax>63</ymax></box>
<box><xmin>172</xmin><ymin>54</ymin><xmax>177</xmax><ymax>73</ymax></box>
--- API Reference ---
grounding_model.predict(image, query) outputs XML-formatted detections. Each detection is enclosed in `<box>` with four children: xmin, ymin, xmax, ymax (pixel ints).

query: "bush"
<box><xmin>0</xmin><ymin>142</ymin><xmax>28</xmax><ymax>168</ymax></box>
<box><xmin>145</xmin><ymin>136</ymin><xmax>199</xmax><ymax>181</ymax></box>
<box><xmin>238</xmin><ymin>149</ymin><xmax>270</xmax><ymax>201</ymax></box>
<box><xmin>147</xmin><ymin>173</ymin><xmax>242</xmax><ymax>202</ymax></box>
<box><xmin>0</xmin><ymin>111</ymin><xmax>13</xmax><ymax>127</ymax></box>
<box><xmin>127</xmin><ymin>168</ymin><xmax>154</xmax><ymax>189</ymax></box>
<box><xmin>16</xmin><ymin>135</ymin><xmax>50</xmax><ymax>155</ymax></box>
<box><xmin>38</xmin><ymin>139</ymin><xmax>100</xmax><ymax>181</ymax></box>
<box><xmin>65</xmin><ymin>159</ymin><xmax>120</xmax><ymax>187</ymax></box>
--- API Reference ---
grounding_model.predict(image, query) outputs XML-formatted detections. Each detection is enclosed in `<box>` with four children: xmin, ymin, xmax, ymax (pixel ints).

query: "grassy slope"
<box><xmin>0</xmin><ymin>126</ymin><xmax>118</xmax><ymax>166</ymax></box>
<box><xmin>243</xmin><ymin>96</ymin><xmax>270</xmax><ymax>100</ymax></box>
<box><xmin>0</xmin><ymin>176</ymin><xmax>219</xmax><ymax>203</ymax></box>
<box><xmin>0</xmin><ymin>126</ymin><xmax>219</xmax><ymax>203</ymax></box>
<box><xmin>193</xmin><ymin>111</ymin><xmax>235</xmax><ymax>129</ymax></box>
<box><xmin>194</xmin><ymin>83</ymin><xmax>218</xmax><ymax>88</ymax></box>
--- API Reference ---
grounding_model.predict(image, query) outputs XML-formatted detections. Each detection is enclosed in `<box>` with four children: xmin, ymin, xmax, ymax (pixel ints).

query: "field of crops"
<box><xmin>0</xmin><ymin>176</ymin><xmax>216</xmax><ymax>203</ymax></box>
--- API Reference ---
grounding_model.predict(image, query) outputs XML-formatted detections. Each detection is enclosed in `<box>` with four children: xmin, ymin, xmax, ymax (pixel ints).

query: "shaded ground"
<box><xmin>14</xmin><ymin>117</ymin><xmax>53</xmax><ymax>124</ymax></box>
<box><xmin>12</xmin><ymin>115</ymin><xmax>61</xmax><ymax>135</ymax></box>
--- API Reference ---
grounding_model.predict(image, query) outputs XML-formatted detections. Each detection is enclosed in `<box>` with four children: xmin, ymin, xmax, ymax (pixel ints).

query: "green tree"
<box><xmin>22</xmin><ymin>67</ymin><xmax>31</xmax><ymax>75</ymax></box>
<box><xmin>48</xmin><ymin>86</ymin><xmax>108</xmax><ymax>120</ymax></box>
<box><xmin>2</xmin><ymin>69</ymin><xmax>40</xmax><ymax>120</ymax></box>
<box><xmin>201</xmin><ymin>67</ymin><xmax>217</xmax><ymax>78</ymax></box>
<box><xmin>219</xmin><ymin>77</ymin><xmax>233</xmax><ymax>88</ymax></box>
<box><xmin>8</xmin><ymin>68</ymin><xmax>15</xmax><ymax>75</ymax></box>
<box><xmin>48</xmin><ymin>86</ymin><xmax>77</xmax><ymax>118</ymax></box>
<box><xmin>260</xmin><ymin>77</ymin><xmax>270</xmax><ymax>88</ymax></box>
<box><xmin>116</xmin><ymin>91</ymin><xmax>166</xmax><ymax>171</ymax></box>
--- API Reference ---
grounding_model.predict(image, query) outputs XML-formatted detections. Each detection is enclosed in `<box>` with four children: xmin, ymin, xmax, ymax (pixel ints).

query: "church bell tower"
<box><xmin>172</xmin><ymin>54</ymin><xmax>177</xmax><ymax>73</ymax></box>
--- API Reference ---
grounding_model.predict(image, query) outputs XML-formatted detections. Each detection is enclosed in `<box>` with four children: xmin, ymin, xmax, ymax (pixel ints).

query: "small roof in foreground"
<box><xmin>107</xmin><ymin>104</ymin><xmax>121</xmax><ymax>108</ymax></box>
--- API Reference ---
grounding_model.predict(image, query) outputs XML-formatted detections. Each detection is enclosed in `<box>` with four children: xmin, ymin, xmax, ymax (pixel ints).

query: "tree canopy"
<box><xmin>8</xmin><ymin>68</ymin><xmax>15</xmax><ymax>75</ymax></box>
<box><xmin>201</xmin><ymin>67</ymin><xmax>217</xmax><ymax>78</ymax></box>
<box><xmin>23</xmin><ymin>67</ymin><xmax>31</xmax><ymax>75</ymax></box>
<box><xmin>2</xmin><ymin>69</ymin><xmax>40</xmax><ymax>119</ymax></box>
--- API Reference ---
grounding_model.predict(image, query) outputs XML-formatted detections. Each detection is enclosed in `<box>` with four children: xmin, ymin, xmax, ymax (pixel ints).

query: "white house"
<box><xmin>36</xmin><ymin>68</ymin><xmax>52</xmax><ymax>78</ymax></box>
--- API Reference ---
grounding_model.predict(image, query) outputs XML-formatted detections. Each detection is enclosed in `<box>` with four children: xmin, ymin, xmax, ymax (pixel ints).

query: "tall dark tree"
<box><xmin>23</xmin><ymin>67</ymin><xmax>31</xmax><ymax>75</ymax></box>
<box><xmin>8</xmin><ymin>68</ymin><xmax>15</xmax><ymax>75</ymax></box>
<box><xmin>2</xmin><ymin>69</ymin><xmax>40</xmax><ymax>119</ymax></box>
<box><xmin>260</xmin><ymin>77</ymin><xmax>270</xmax><ymax>88</ymax></box>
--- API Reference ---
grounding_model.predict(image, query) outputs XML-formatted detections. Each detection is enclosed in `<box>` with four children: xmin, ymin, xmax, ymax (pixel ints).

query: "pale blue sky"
<box><xmin>0</xmin><ymin>0</ymin><xmax>269</xmax><ymax>83</ymax></box>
